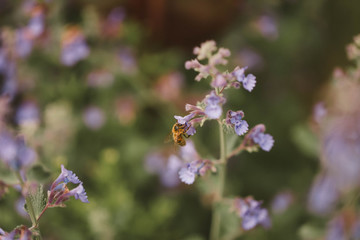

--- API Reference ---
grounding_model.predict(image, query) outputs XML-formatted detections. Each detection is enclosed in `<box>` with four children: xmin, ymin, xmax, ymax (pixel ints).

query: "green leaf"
<box><xmin>291</xmin><ymin>124</ymin><xmax>319</xmax><ymax>157</ymax></box>
<box><xmin>27</xmin><ymin>165</ymin><xmax>51</xmax><ymax>183</ymax></box>
<box><xmin>25</xmin><ymin>185</ymin><xmax>47</xmax><ymax>220</ymax></box>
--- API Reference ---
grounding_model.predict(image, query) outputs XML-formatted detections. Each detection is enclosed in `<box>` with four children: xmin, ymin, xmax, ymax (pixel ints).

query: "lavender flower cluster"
<box><xmin>146</xmin><ymin>41</ymin><xmax>274</xmax><ymax>235</ymax></box>
<box><xmin>307</xmin><ymin>34</ymin><xmax>360</xmax><ymax>239</ymax></box>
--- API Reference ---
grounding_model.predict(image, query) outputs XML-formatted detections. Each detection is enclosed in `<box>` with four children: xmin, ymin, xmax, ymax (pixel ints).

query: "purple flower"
<box><xmin>233</xmin><ymin>67</ymin><xmax>257</xmax><ymax>92</ymax></box>
<box><xmin>226</xmin><ymin>110</ymin><xmax>249</xmax><ymax>136</ymax></box>
<box><xmin>211</xmin><ymin>74</ymin><xmax>227</xmax><ymax>88</ymax></box>
<box><xmin>16</xmin><ymin>102</ymin><xmax>39</xmax><ymax>125</ymax></box>
<box><xmin>27</xmin><ymin>14</ymin><xmax>45</xmax><ymax>38</ymax></box>
<box><xmin>235</xmin><ymin>197</ymin><xmax>271</xmax><ymax>230</ymax></box>
<box><xmin>15</xmin><ymin>29</ymin><xmax>33</xmax><ymax>58</ymax></box>
<box><xmin>0</xmin><ymin>228</ymin><xmax>4</xmax><ymax>235</ymax></box>
<box><xmin>308</xmin><ymin>174</ymin><xmax>339</xmax><ymax>215</ymax></box>
<box><xmin>63</xmin><ymin>183</ymin><xmax>89</xmax><ymax>203</ymax></box>
<box><xmin>248</xmin><ymin>124</ymin><xmax>274</xmax><ymax>151</ymax></box>
<box><xmin>118</xmin><ymin>48</ymin><xmax>137</xmax><ymax>74</ymax></box>
<box><xmin>0</xmin><ymin>133</ymin><xmax>36</xmax><ymax>171</ymax></box>
<box><xmin>174</xmin><ymin>113</ymin><xmax>195</xmax><ymax>125</ymax></box>
<box><xmin>51</xmin><ymin>165</ymin><xmax>80</xmax><ymax>189</ymax></box>
<box><xmin>179</xmin><ymin>162</ymin><xmax>199</xmax><ymax>185</ymax></box>
<box><xmin>325</xmin><ymin>216</ymin><xmax>346</xmax><ymax>240</ymax></box>
<box><xmin>61</xmin><ymin>27</ymin><xmax>89</xmax><ymax>66</ymax></box>
<box><xmin>204</xmin><ymin>91</ymin><xmax>225</xmax><ymax>119</ymax></box>
<box><xmin>271</xmin><ymin>191</ymin><xmax>293</xmax><ymax>214</ymax></box>
<box><xmin>82</xmin><ymin>106</ymin><xmax>106</xmax><ymax>130</ymax></box>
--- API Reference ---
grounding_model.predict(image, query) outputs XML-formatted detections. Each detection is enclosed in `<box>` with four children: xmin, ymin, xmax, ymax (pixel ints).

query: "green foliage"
<box><xmin>24</xmin><ymin>185</ymin><xmax>47</xmax><ymax>220</ymax></box>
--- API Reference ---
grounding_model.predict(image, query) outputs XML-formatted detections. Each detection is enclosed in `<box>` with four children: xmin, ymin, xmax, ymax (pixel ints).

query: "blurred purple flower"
<box><xmin>313</xmin><ymin>102</ymin><xmax>327</xmax><ymax>124</ymax></box>
<box><xmin>179</xmin><ymin>163</ymin><xmax>197</xmax><ymax>185</ymax></box>
<box><xmin>27</xmin><ymin>14</ymin><xmax>45</xmax><ymax>38</ymax></box>
<box><xmin>83</xmin><ymin>106</ymin><xmax>105</xmax><ymax>130</ymax></box>
<box><xmin>307</xmin><ymin>174</ymin><xmax>339</xmax><ymax>215</ymax></box>
<box><xmin>271</xmin><ymin>191</ymin><xmax>293</xmax><ymax>214</ymax></box>
<box><xmin>255</xmin><ymin>15</ymin><xmax>278</xmax><ymax>40</ymax></box>
<box><xmin>235</xmin><ymin>48</ymin><xmax>264</xmax><ymax>71</ymax></box>
<box><xmin>204</xmin><ymin>91</ymin><xmax>225</xmax><ymax>119</ymax></box>
<box><xmin>107</xmin><ymin>7</ymin><xmax>125</xmax><ymax>24</ymax></box>
<box><xmin>61</xmin><ymin>27</ymin><xmax>89</xmax><ymax>66</ymax></box>
<box><xmin>0</xmin><ymin>132</ymin><xmax>36</xmax><ymax>171</ymax></box>
<box><xmin>235</xmin><ymin>197</ymin><xmax>271</xmax><ymax>230</ymax></box>
<box><xmin>117</xmin><ymin>48</ymin><xmax>137</xmax><ymax>74</ymax></box>
<box><xmin>16</xmin><ymin>101</ymin><xmax>39</xmax><ymax>125</ymax></box>
<box><xmin>211</xmin><ymin>74</ymin><xmax>227</xmax><ymax>88</ymax></box>
<box><xmin>226</xmin><ymin>110</ymin><xmax>248</xmax><ymax>136</ymax></box>
<box><xmin>325</xmin><ymin>216</ymin><xmax>346</xmax><ymax>240</ymax></box>
<box><xmin>15</xmin><ymin>197</ymin><xmax>27</xmax><ymax>218</ymax></box>
<box><xmin>15</xmin><ymin>29</ymin><xmax>33</xmax><ymax>58</ymax></box>
<box><xmin>0</xmin><ymin>227</ymin><xmax>4</xmax><ymax>235</ymax></box>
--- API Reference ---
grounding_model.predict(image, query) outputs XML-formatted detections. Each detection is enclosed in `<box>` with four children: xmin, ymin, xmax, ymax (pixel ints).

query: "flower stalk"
<box><xmin>210</xmin><ymin>120</ymin><xmax>227</xmax><ymax>240</ymax></box>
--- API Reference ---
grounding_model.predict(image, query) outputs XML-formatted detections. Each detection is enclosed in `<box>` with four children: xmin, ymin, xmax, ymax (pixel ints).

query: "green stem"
<box><xmin>15</xmin><ymin>172</ymin><xmax>37</xmax><ymax>227</ymax></box>
<box><xmin>210</xmin><ymin>120</ymin><xmax>227</xmax><ymax>240</ymax></box>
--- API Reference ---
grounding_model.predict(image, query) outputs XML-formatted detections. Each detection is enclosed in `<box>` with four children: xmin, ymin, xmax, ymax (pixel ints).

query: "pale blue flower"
<box><xmin>52</xmin><ymin>165</ymin><xmax>81</xmax><ymax>190</ymax></box>
<box><xmin>249</xmin><ymin>124</ymin><xmax>274</xmax><ymax>151</ymax></box>
<box><xmin>179</xmin><ymin>164</ymin><xmax>197</xmax><ymax>185</ymax></box>
<box><xmin>64</xmin><ymin>183</ymin><xmax>89</xmax><ymax>203</ymax></box>
<box><xmin>226</xmin><ymin>110</ymin><xmax>248</xmax><ymax>136</ymax></box>
<box><xmin>236</xmin><ymin>198</ymin><xmax>271</xmax><ymax>230</ymax></box>
<box><xmin>204</xmin><ymin>91</ymin><xmax>225</xmax><ymax>119</ymax></box>
<box><xmin>326</xmin><ymin>216</ymin><xmax>346</xmax><ymax>240</ymax></box>
<box><xmin>233</xmin><ymin>66</ymin><xmax>257</xmax><ymax>92</ymax></box>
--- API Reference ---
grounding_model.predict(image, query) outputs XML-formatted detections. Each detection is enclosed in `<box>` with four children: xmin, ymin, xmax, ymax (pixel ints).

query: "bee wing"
<box><xmin>164</xmin><ymin>132</ymin><xmax>173</xmax><ymax>144</ymax></box>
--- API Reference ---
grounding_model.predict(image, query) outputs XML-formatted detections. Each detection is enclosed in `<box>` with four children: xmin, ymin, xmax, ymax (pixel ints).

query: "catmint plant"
<box><xmin>306</xmin><ymin>34</ymin><xmax>360</xmax><ymax>239</ymax></box>
<box><xmin>0</xmin><ymin>130</ymin><xmax>88</xmax><ymax>240</ymax></box>
<box><xmin>169</xmin><ymin>40</ymin><xmax>274</xmax><ymax>239</ymax></box>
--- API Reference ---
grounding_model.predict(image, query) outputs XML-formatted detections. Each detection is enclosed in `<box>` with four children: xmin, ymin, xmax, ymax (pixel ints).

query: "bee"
<box><xmin>171</xmin><ymin>122</ymin><xmax>191</xmax><ymax>146</ymax></box>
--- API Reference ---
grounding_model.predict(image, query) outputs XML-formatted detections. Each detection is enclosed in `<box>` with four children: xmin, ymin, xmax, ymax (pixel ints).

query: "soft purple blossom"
<box><xmin>226</xmin><ymin>110</ymin><xmax>248</xmax><ymax>136</ymax></box>
<box><xmin>52</xmin><ymin>165</ymin><xmax>80</xmax><ymax>189</ymax></box>
<box><xmin>107</xmin><ymin>7</ymin><xmax>125</xmax><ymax>24</ymax></box>
<box><xmin>313</xmin><ymin>102</ymin><xmax>327</xmax><ymax>124</ymax></box>
<box><xmin>174</xmin><ymin>113</ymin><xmax>195</xmax><ymax>125</ymax></box>
<box><xmin>63</xmin><ymin>183</ymin><xmax>89</xmax><ymax>203</ymax></box>
<box><xmin>204</xmin><ymin>91</ymin><xmax>225</xmax><ymax>119</ymax></box>
<box><xmin>184</xmin><ymin>59</ymin><xmax>210</xmax><ymax>81</ymax></box>
<box><xmin>15</xmin><ymin>197</ymin><xmax>27</xmax><ymax>218</ymax></box>
<box><xmin>0</xmin><ymin>133</ymin><xmax>36</xmax><ymax>171</ymax></box>
<box><xmin>16</xmin><ymin>102</ymin><xmax>39</xmax><ymax>125</ymax></box>
<box><xmin>255</xmin><ymin>15</ymin><xmax>279</xmax><ymax>40</ymax></box>
<box><xmin>83</xmin><ymin>106</ymin><xmax>106</xmax><ymax>130</ymax></box>
<box><xmin>308</xmin><ymin>174</ymin><xmax>339</xmax><ymax>215</ymax></box>
<box><xmin>61</xmin><ymin>28</ymin><xmax>90</xmax><ymax>66</ymax></box>
<box><xmin>248</xmin><ymin>124</ymin><xmax>274</xmax><ymax>151</ymax></box>
<box><xmin>179</xmin><ymin>163</ymin><xmax>197</xmax><ymax>185</ymax></box>
<box><xmin>325</xmin><ymin>216</ymin><xmax>346</xmax><ymax>240</ymax></box>
<box><xmin>271</xmin><ymin>191</ymin><xmax>293</xmax><ymax>214</ymax></box>
<box><xmin>118</xmin><ymin>48</ymin><xmax>137</xmax><ymax>74</ymax></box>
<box><xmin>15</xmin><ymin>29</ymin><xmax>33</xmax><ymax>58</ymax></box>
<box><xmin>211</xmin><ymin>74</ymin><xmax>227</xmax><ymax>88</ymax></box>
<box><xmin>235</xmin><ymin>197</ymin><xmax>271</xmax><ymax>230</ymax></box>
<box><xmin>0</xmin><ymin>227</ymin><xmax>4</xmax><ymax>235</ymax></box>
<box><xmin>233</xmin><ymin>66</ymin><xmax>257</xmax><ymax>92</ymax></box>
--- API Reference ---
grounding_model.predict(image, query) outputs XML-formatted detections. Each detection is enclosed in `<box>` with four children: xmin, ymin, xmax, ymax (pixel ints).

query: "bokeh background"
<box><xmin>0</xmin><ymin>0</ymin><xmax>360</xmax><ymax>239</ymax></box>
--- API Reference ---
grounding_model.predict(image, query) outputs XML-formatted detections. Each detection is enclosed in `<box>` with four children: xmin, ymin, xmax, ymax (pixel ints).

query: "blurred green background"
<box><xmin>0</xmin><ymin>0</ymin><xmax>360</xmax><ymax>239</ymax></box>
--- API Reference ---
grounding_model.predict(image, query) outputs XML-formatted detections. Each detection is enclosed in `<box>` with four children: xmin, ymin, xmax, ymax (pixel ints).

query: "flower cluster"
<box><xmin>161</xmin><ymin>41</ymin><xmax>274</xmax><ymax>236</ymax></box>
<box><xmin>48</xmin><ymin>165</ymin><xmax>89</xmax><ymax>205</ymax></box>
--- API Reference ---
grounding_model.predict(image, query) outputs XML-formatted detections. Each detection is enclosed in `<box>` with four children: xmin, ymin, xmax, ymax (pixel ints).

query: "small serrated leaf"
<box><xmin>25</xmin><ymin>185</ymin><xmax>47</xmax><ymax>219</ymax></box>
